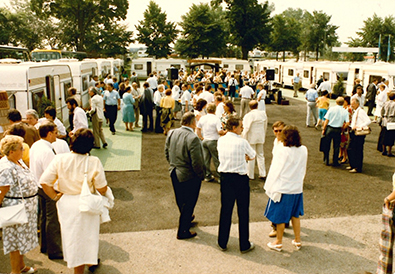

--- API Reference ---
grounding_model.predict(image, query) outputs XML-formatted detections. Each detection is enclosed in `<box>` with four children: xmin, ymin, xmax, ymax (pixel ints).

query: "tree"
<box><xmin>347</xmin><ymin>14</ymin><xmax>395</xmax><ymax>62</ymax></box>
<box><xmin>175</xmin><ymin>3</ymin><xmax>227</xmax><ymax>59</ymax></box>
<box><xmin>269</xmin><ymin>14</ymin><xmax>301</xmax><ymax>61</ymax></box>
<box><xmin>135</xmin><ymin>1</ymin><xmax>178</xmax><ymax>58</ymax></box>
<box><xmin>305</xmin><ymin>11</ymin><xmax>339</xmax><ymax>61</ymax></box>
<box><xmin>212</xmin><ymin>0</ymin><xmax>272</xmax><ymax>60</ymax></box>
<box><xmin>31</xmin><ymin>0</ymin><xmax>129</xmax><ymax>51</ymax></box>
<box><xmin>85</xmin><ymin>21</ymin><xmax>133</xmax><ymax>57</ymax></box>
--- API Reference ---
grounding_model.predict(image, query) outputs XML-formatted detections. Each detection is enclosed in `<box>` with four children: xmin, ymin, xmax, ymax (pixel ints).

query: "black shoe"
<box><xmin>177</xmin><ymin>231</ymin><xmax>197</xmax><ymax>240</ymax></box>
<box><xmin>48</xmin><ymin>253</ymin><xmax>63</xmax><ymax>260</ymax></box>
<box><xmin>92</xmin><ymin>146</ymin><xmax>100</xmax><ymax>149</ymax></box>
<box><xmin>241</xmin><ymin>242</ymin><xmax>255</xmax><ymax>254</ymax></box>
<box><xmin>111</xmin><ymin>132</ymin><xmax>115</xmax><ymax>135</ymax></box>
<box><xmin>388</xmin><ymin>154</ymin><xmax>395</xmax><ymax>157</ymax></box>
<box><xmin>103</xmin><ymin>143</ymin><xmax>108</xmax><ymax>148</ymax></box>
<box><xmin>88</xmin><ymin>258</ymin><xmax>100</xmax><ymax>272</ymax></box>
<box><xmin>382</xmin><ymin>151</ymin><xmax>388</xmax><ymax>156</ymax></box>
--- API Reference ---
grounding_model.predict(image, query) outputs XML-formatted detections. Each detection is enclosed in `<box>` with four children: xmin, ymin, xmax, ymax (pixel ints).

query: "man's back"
<box><xmin>242</xmin><ymin>110</ymin><xmax>267</xmax><ymax>144</ymax></box>
<box><xmin>165</xmin><ymin>127</ymin><xmax>204</xmax><ymax>182</ymax></box>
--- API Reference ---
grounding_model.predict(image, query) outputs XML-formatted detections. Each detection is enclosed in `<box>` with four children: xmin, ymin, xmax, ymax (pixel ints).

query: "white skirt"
<box><xmin>57</xmin><ymin>194</ymin><xmax>100</xmax><ymax>268</ymax></box>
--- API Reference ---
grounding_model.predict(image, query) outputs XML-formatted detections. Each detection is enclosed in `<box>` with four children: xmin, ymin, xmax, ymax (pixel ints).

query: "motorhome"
<box><xmin>0</xmin><ymin>61</ymin><xmax>73</xmax><ymax>125</ymax></box>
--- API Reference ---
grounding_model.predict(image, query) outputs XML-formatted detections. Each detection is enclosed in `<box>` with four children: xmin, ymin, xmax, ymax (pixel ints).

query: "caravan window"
<box><xmin>134</xmin><ymin>64</ymin><xmax>143</xmax><ymax>70</ymax></box>
<box><xmin>31</xmin><ymin>89</ymin><xmax>45</xmax><ymax>112</ymax></box>
<box><xmin>323</xmin><ymin>72</ymin><xmax>330</xmax><ymax>80</ymax></box>
<box><xmin>64</xmin><ymin>82</ymin><xmax>72</xmax><ymax>101</ymax></box>
<box><xmin>223</xmin><ymin>64</ymin><xmax>229</xmax><ymax>69</ymax></box>
<box><xmin>288</xmin><ymin>69</ymin><xmax>294</xmax><ymax>76</ymax></box>
<box><xmin>303</xmin><ymin>70</ymin><xmax>309</xmax><ymax>78</ymax></box>
<box><xmin>7</xmin><ymin>92</ymin><xmax>15</xmax><ymax>109</ymax></box>
<box><xmin>275</xmin><ymin>68</ymin><xmax>278</xmax><ymax>74</ymax></box>
<box><xmin>235</xmin><ymin>64</ymin><xmax>244</xmax><ymax>70</ymax></box>
<box><xmin>82</xmin><ymin>76</ymin><xmax>89</xmax><ymax>91</ymax></box>
<box><xmin>336</xmin><ymin>72</ymin><xmax>348</xmax><ymax>81</ymax></box>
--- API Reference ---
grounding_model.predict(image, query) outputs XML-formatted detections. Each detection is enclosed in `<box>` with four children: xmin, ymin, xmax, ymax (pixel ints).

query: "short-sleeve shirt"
<box><xmin>103</xmin><ymin>90</ymin><xmax>120</xmax><ymax>106</ymax></box>
<box><xmin>197</xmin><ymin>113</ymin><xmax>222</xmax><ymax>140</ymax></box>
<box><xmin>40</xmin><ymin>152</ymin><xmax>107</xmax><ymax>195</ymax></box>
<box><xmin>324</xmin><ymin>105</ymin><xmax>349</xmax><ymax>128</ymax></box>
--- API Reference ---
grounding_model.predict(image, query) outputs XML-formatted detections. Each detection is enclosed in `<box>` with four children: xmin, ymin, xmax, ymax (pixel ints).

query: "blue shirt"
<box><xmin>324</xmin><ymin>105</ymin><xmax>349</xmax><ymax>128</ymax></box>
<box><xmin>293</xmin><ymin>76</ymin><xmax>300</xmax><ymax>83</ymax></box>
<box><xmin>103</xmin><ymin>90</ymin><xmax>120</xmax><ymax>106</ymax></box>
<box><xmin>305</xmin><ymin>88</ymin><xmax>318</xmax><ymax>102</ymax></box>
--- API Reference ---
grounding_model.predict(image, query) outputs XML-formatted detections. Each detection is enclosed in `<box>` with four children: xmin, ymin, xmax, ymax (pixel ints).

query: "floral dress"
<box><xmin>0</xmin><ymin>157</ymin><xmax>38</xmax><ymax>255</ymax></box>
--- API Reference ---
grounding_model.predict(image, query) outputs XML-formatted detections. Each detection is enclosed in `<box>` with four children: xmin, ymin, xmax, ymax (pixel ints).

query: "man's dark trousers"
<box><xmin>218</xmin><ymin>173</ymin><xmax>250</xmax><ymax>251</ymax></box>
<box><xmin>324</xmin><ymin>126</ymin><xmax>342</xmax><ymax>166</ymax></box>
<box><xmin>170</xmin><ymin>169</ymin><xmax>201</xmax><ymax>236</ymax></box>
<box><xmin>38</xmin><ymin>188</ymin><xmax>62</xmax><ymax>257</ymax></box>
<box><xmin>105</xmin><ymin>104</ymin><xmax>118</xmax><ymax>133</ymax></box>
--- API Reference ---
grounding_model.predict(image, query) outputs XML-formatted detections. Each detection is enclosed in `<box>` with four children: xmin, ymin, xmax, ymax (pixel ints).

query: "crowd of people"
<box><xmin>2</xmin><ymin>65</ymin><xmax>395</xmax><ymax>273</ymax></box>
<box><xmin>302</xmin><ymin>77</ymin><xmax>394</xmax><ymax>174</ymax></box>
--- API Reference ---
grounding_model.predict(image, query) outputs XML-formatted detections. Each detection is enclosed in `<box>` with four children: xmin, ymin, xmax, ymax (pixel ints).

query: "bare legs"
<box><xmin>269</xmin><ymin>217</ymin><xmax>301</xmax><ymax>245</ymax></box>
<box><xmin>125</xmin><ymin>122</ymin><xmax>134</xmax><ymax>131</ymax></box>
<box><xmin>10</xmin><ymin>251</ymin><xmax>25</xmax><ymax>274</ymax></box>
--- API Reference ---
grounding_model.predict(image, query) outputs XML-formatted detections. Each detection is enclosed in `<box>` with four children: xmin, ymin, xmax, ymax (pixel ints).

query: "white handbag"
<box><xmin>0</xmin><ymin>171</ymin><xmax>28</xmax><ymax>228</ymax></box>
<box><xmin>79</xmin><ymin>156</ymin><xmax>104</xmax><ymax>215</ymax></box>
<box><xmin>387</xmin><ymin>122</ymin><xmax>395</xmax><ymax>130</ymax></box>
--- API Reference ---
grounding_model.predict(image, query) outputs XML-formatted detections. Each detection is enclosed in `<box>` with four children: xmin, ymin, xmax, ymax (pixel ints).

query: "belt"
<box><xmin>5</xmin><ymin>193</ymin><xmax>38</xmax><ymax>199</ymax></box>
<box><xmin>328</xmin><ymin>125</ymin><xmax>342</xmax><ymax>129</ymax></box>
<box><xmin>242</xmin><ymin>98</ymin><xmax>251</xmax><ymax>100</ymax></box>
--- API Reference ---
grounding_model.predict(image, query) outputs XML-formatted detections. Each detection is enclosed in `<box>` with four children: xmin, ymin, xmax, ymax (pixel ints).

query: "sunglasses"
<box><xmin>274</xmin><ymin>130</ymin><xmax>282</xmax><ymax>133</ymax></box>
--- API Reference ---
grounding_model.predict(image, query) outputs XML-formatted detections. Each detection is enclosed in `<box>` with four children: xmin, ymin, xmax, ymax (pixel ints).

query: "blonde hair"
<box><xmin>0</xmin><ymin>135</ymin><xmax>23</xmax><ymax>156</ymax></box>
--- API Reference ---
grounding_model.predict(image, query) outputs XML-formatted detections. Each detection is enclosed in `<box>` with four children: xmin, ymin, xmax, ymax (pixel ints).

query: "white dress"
<box><xmin>257</xmin><ymin>89</ymin><xmax>266</xmax><ymax>111</ymax></box>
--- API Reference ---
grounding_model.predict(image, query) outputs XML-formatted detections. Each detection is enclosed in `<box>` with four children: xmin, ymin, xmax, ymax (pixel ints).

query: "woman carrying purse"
<box><xmin>40</xmin><ymin>129</ymin><xmax>109</xmax><ymax>274</ymax></box>
<box><xmin>0</xmin><ymin>135</ymin><xmax>38</xmax><ymax>274</ymax></box>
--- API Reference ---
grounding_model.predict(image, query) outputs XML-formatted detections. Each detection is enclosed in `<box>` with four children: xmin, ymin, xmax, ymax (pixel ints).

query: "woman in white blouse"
<box><xmin>40</xmin><ymin>129</ymin><xmax>108</xmax><ymax>274</ymax></box>
<box><xmin>264</xmin><ymin>125</ymin><xmax>307</xmax><ymax>252</ymax></box>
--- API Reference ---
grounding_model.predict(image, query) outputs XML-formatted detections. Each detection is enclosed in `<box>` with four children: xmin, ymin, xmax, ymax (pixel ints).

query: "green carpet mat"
<box><xmin>90</xmin><ymin>111</ymin><xmax>142</xmax><ymax>171</ymax></box>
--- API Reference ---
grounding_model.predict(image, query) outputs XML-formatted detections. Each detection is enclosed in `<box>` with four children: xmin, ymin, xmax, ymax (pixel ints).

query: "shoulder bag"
<box><xmin>354</xmin><ymin>109</ymin><xmax>371</xmax><ymax>136</ymax></box>
<box><xmin>0</xmin><ymin>169</ymin><xmax>28</xmax><ymax>228</ymax></box>
<box><xmin>79</xmin><ymin>156</ymin><xmax>104</xmax><ymax>215</ymax></box>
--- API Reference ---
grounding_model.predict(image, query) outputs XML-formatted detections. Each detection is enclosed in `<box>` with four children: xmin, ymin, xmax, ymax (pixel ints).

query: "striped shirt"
<box><xmin>217</xmin><ymin>132</ymin><xmax>256</xmax><ymax>175</ymax></box>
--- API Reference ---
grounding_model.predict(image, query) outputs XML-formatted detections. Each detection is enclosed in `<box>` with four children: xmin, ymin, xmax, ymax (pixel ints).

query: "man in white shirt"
<box><xmin>215</xmin><ymin>95</ymin><xmax>225</xmax><ymax>118</ymax></box>
<box><xmin>196</xmin><ymin>103</ymin><xmax>225</xmax><ymax>182</ymax></box>
<box><xmin>217</xmin><ymin>116</ymin><xmax>256</xmax><ymax>253</ymax></box>
<box><xmin>37</xmin><ymin>107</ymin><xmax>67</xmax><ymax>139</ymax></box>
<box><xmin>351</xmin><ymin>86</ymin><xmax>365</xmax><ymax>107</ymax></box>
<box><xmin>88</xmin><ymin>87</ymin><xmax>107</xmax><ymax>148</ymax></box>
<box><xmin>317</xmin><ymin>78</ymin><xmax>331</xmax><ymax>95</ymax></box>
<box><xmin>154</xmin><ymin>84</ymin><xmax>165</xmax><ymax>133</ymax></box>
<box><xmin>200</xmin><ymin>84</ymin><xmax>214</xmax><ymax>103</ymax></box>
<box><xmin>242</xmin><ymin>100</ymin><xmax>268</xmax><ymax>180</ymax></box>
<box><xmin>180</xmin><ymin>84</ymin><xmax>191</xmax><ymax>115</ymax></box>
<box><xmin>30</xmin><ymin>122</ymin><xmax>63</xmax><ymax>260</ymax></box>
<box><xmin>239</xmin><ymin>85</ymin><xmax>255</xmax><ymax>119</ymax></box>
<box><xmin>66</xmin><ymin>98</ymin><xmax>88</xmax><ymax>137</ymax></box>
<box><xmin>347</xmin><ymin>98</ymin><xmax>371</xmax><ymax>173</ymax></box>
<box><xmin>147</xmin><ymin>73</ymin><xmax>158</xmax><ymax>92</ymax></box>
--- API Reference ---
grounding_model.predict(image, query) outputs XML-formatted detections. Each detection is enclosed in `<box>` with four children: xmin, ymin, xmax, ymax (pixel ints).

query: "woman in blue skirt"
<box><xmin>264</xmin><ymin>125</ymin><xmax>307</xmax><ymax>252</ymax></box>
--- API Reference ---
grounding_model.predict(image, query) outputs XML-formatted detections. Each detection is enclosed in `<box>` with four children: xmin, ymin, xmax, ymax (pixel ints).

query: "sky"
<box><xmin>1</xmin><ymin>0</ymin><xmax>394</xmax><ymax>46</ymax></box>
<box><xmin>126</xmin><ymin>0</ymin><xmax>395</xmax><ymax>46</ymax></box>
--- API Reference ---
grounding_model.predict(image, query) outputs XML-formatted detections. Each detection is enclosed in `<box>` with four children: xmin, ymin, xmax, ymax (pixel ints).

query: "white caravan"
<box><xmin>0</xmin><ymin>62</ymin><xmax>73</xmax><ymax>125</ymax></box>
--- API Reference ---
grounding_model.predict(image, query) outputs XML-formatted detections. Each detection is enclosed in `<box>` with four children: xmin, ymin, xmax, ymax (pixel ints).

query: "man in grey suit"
<box><xmin>165</xmin><ymin>112</ymin><xmax>205</xmax><ymax>239</ymax></box>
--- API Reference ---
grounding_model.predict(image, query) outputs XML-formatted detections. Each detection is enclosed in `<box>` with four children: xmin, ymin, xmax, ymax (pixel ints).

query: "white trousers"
<box><xmin>248</xmin><ymin>143</ymin><xmax>266</xmax><ymax>179</ymax></box>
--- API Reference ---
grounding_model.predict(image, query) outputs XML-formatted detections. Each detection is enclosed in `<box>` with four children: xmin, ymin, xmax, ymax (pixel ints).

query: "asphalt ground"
<box><xmin>0</xmin><ymin>88</ymin><xmax>391</xmax><ymax>273</ymax></box>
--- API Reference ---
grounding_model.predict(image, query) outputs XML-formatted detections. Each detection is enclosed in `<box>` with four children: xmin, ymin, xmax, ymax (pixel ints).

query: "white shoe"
<box><xmin>267</xmin><ymin>242</ymin><xmax>282</xmax><ymax>252</ymax></box>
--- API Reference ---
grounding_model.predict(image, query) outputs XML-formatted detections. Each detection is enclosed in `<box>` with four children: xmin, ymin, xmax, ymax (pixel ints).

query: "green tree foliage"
<box><xmin>86</xmin><ymin>21</ymin><xmax>133</xmax><ymax>57</ymax></box>
<box><xmin>269</xmin><ymin>14</ymin><xmax>301</xmax><ymax>61</ymax></box>
<box><xmin>175</xmin><ymin>3</ymin><xmax>227</xmax><ymax>59</ymax></box>
<box><xmin>212</xmin><ymin>0</ymin><xmax>272</xmax><ymax>60</ymax></box>
<box><xmin>347</xmin><ymin>14</ymin><xmax>395</xmax><ymax>62</ymax></box>
<box><xmin>135</xmin><ymin>1</ymin><xmax>178</xmax><ymax>58</ymax></box>
<box><xmin>305</xmin><ymin>11</ymin><xmax>338</xmax><ymax>61</ymax></box>
<box><xmin>31</xmin><ymin>0</ymin><xmax>129</xmax><ymax>51</ymax></box>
